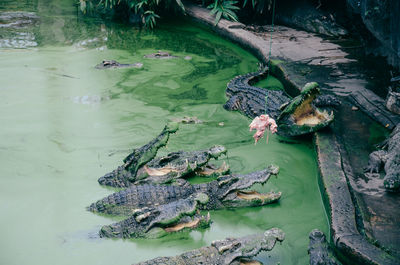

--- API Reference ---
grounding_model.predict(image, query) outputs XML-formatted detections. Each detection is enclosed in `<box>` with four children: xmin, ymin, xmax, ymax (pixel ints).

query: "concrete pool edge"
<box><xmin>314</xmin><ymin>130</ymin><xmax>397</xmax><ymax>265</ymax></box>
<box><xmin>184</xmin><ymin>2</ymin><xmax>398</xmax><ymax>264</ymax></box>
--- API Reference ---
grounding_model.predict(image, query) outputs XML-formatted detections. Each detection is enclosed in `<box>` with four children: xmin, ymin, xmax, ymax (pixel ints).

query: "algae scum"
<box><xmin>0</xmin><ymin>1</ymin><xmax>327</xmax><ymax>264</ymax></box>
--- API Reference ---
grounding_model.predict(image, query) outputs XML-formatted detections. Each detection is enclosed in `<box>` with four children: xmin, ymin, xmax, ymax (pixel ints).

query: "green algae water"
<box><xmin>0</xmin><ymin>1</ymin><xmax>328</xmax><ymax>264</ymax></box>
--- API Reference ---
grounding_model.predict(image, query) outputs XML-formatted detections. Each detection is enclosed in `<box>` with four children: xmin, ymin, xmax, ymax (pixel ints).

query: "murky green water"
<box><xmin>0</xmin><ymin>1</ymin><xmax>328</xmax><ymax>264</ymax></box>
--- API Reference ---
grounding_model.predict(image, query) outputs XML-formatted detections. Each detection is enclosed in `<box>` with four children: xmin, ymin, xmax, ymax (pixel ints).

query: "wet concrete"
<box><xmin>334</xmin><ymin>101</ymin><xmax>400</xmax><ymax>259</ymax></box>
<box><xmin>315</xmin><ymin>130</ymin><xmax>396</xmax><ymax>265</ymax></box>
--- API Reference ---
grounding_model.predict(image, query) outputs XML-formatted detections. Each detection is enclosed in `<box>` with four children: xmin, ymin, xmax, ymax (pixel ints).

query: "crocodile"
<box><xmin>144</xmin><ymin>51</ymin><xmax>178</xmax><ymax>59</ymax></box>
<box><xmin>224</xmin><ymin>67</ymin><xmax>337</xmax><ymax>137</ymax></box>
<box><xmin>224</xmin><ymin>67</ymin><xmax>289</xmax><ymax>120</ymax></box>
<box><xmin>100</xmin><ymin>193</ymin><xmax>211</xmax><ymax>239</ymax></box>
<box><xmin>95</xmin><ymin>60</ymin><xmax>143</xmax><ymax>69</ymax></box>
<box><xmin>365</xmin><ymin>123</ymin><xmax>400</xmax><ymax>192</ymax></box>
<box><xmin>195</xmin><ymin>162</ymin><xmax>230</xmax><ymax>177</ymax></box>
<box><xmin>277</xmin><ymin>82</ymin><xmax>335</xmax><ymax>137</ymax></box>
<box><xmin>100</xmin><ymin>142</ymin><xmax>228</xmax><ymax>187</ymax></box>
<box><xmin>98</xmin><ymin>123</ymin><xmax>179</xmax><ymax>187</ymax></box>
<box><xmin>89</xmin><ymin>166</ymin><xmax>281</xmax><ymax>216</ymax></box>
<box><xmin>134</xmin><ymin>228</ymin><xmax>285</xmax><ymax>265</ymax></box>
<box><xmin>308</xmin><ymin>229</ymin><xmax>341</xmax><ymax>265</ymax></box>
<box><xmin>170</xmin><ymin>116</ymin><xmax>203</xmax><ymax>124</ymax></box>
<box><xmin>134</xmin><ymin>145</ymin><xmax>229</xmax><ymax>184</ymax></box>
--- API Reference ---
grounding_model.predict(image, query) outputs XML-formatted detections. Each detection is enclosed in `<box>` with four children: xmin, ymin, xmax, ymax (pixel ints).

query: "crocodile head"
<box><xmin>97</xmin><ymin>123</ymin><xmax>179</xmax><ymax>187</ymax></box>
<box><xmin>99</xmin><ymin>193</ymin><xmax>211</xmax><ymax>239</ymax></box>
<box><xmin>277</xmin><ymin>82</ymin><xmax>334</xmax><ymax>137</ymax></box>
<box><xmin>212</xmin><ymin>228</ymin><xmax>285</xmax><ymax>264</ymax></box>
<box><xmin>134</xmin><ymin>145</ymin><xmax>228</xmax><ymax>184</ymax></box>
<box><xmin>217</xmin><ymin>165</ymin><xmax>281</xmax><ymax>208</ymax></box>
<box><xmin>208</xmin><ymin>145</ymin><xmax>227</xmax><ymax>158</ymax></box>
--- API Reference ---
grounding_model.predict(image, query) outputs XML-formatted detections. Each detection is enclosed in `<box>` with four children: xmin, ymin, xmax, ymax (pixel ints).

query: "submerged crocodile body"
<box><xmin>89</xmin><ymin>166</ymin><xmax>281</xmax><ymax>216</ymax></box>
<box><xmin>95</xmin><ymin>60</ymin><xmax>143</xmax><ymax>69</ymax></box>
<box><xmin>171</xmin><ymin>116</ymin><xmax>203</xmax><ymax>124</ymax></box>
<box><xmin>144</xmin><ymin>51</ymin><xmax>178</xmax><ymax>59</ymax></box>
<box><xmin>134</xmin><ymin>228</ymin><xmax>285</xmax><ymax>265</ymax></box>
<box><xmin>100</xmin><ymin>194</ymin><xmax>211</xmax><ymax>238</ymax></box>
<box><xmin>365</xmin><ymin>123</ymin><xmax>400</xmax><ymax>192</ymax></box>
<box><xmin>224</xmin><ymin>67</ymin><xmax>290</xmax><ymax>120</ymax></box>
<box><xmin>224</xmin><ymin>67</ymin><xmax>337</xmax><ymax>137</ymax></box>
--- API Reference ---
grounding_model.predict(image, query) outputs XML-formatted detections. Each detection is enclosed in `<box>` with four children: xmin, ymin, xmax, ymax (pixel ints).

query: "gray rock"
<box><xmin>346</xmin><ymin>0</ymin><xmax>400</xmax><ymax>70</ymax></box>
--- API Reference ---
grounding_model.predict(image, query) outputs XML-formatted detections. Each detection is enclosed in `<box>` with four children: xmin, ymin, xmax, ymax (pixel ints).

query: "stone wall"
<box><xmin>346</xmin><ymin>0</ymin><xmax>399</xmax><ymax>70</ymax></box>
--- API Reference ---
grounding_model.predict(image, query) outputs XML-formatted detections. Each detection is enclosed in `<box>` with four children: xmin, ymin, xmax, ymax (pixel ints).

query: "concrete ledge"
<box><xmin>315</xmin><ymin>130</ymin><xmax>397</xmax><ymax>265</ymax></box>
<box><xmin>185</xmin><ymin>3</ymin><xmax>268</xmax><ymax>63</ymax></box>
<box><xmin>349</xmin><ymin>90</ymin><xmax>400</xmax><ymax>130</ymax></box>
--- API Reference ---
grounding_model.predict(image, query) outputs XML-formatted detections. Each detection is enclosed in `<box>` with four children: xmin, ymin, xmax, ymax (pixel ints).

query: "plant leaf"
<box><xmin>214</xmin><ymin>10</ymin><xmax>222</xmax><ymax>25</ymax></box>
<box><xmin>175</xmin><ymin>0</ymin><xmax>185</xmax><ymax>12</ymax></box>
<box><xmin>80</xmin><ymin>0</ymin><xmax>87</xmax><ymax>13</ymax></box>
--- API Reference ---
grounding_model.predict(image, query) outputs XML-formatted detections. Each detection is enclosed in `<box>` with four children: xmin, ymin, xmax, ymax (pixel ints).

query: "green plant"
<box><xmin>79</xmin><ymin>0</ymin><xmax>95</xmax><ymax>14</ymax></box>
<box><xmin>242</xmin><ymin>0</ymin><xmax>255</xmax><ymax>8</ymax></box>
<box><xmin>78</xmin><ymin>0</ymin><xmax>185</xmax><ymax>28</ymax></box>
<box><xmin>242</xmin><ymin>0</ymin><xmax>274</xmax><ymax>14</ymax></box>
<box><xmin>79</xmin><ymin>0</ymin><xmax>276</xmax><ymax>28</ymax></box>
<box><xmin>143</xmin><ymin>10</ymin><xmax>160</xmax><ymax>28</ymax></box>
<box><xmin>207</xmin><ymin>0</ymin><xmax>239</xmax><ymax>25</ymax></box>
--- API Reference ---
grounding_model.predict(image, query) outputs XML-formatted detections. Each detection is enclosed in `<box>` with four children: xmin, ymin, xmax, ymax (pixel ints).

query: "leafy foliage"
<box><xmin>78</xmin><ymin>0</ymin><xmax>276</xmax><ymax>28</ymax></box>
<box><xmin>207</xmin><ymin>0</ymin><xmax>239</xmax><ymax>25</ymax></box>
<box><xmin>143</xmin><ymin>10</ymin><xmax>160</xmax><ymax>28</ymax></box>
<box><xmin>242</xmin><ymin>0</ymin><xmax>274</xmax><ymax>14</ymax></box>
<box><xmin>79</xmin><ymin>0</ymin><xmax>185</xmax><ymax>28</ymax></box>
<box><xmin>204</xmin><ymin>0</ymin><xmax>274</xmax><ymax>25</ymax></box>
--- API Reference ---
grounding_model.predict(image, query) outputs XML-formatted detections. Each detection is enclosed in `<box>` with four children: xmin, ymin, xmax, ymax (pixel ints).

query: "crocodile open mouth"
<box><xmin>195</xmin><ymin>162</ymin><xmax>230</xmax><ymax>177</ymax></box>
<box><xmin>142</xmin><ymin>161</ymin><xmax>230</xmax><ymax>178</ymax></box>
<box><xmin>218</xmin><ymin>166</ymin><xmax>281</xmax><ymax>207</ymax></box>
<box><xmin>236</xmin><ymin>190</ymin><xmax>282</xmax><ymax>202</ymax></box>
<box><xmin>164</xmin><ymin>219</ymin><xmax>201</xmax><ymax>232</ymax></box>
<box><xmin>222</xmin><ymin>187</ymin><xmax>281</xmax><ymax>207</ymax></box>
<box><xmin>163</xmin><ymin>213</ymin><xmax>210</xmax><ymax>233</ymax></box>
<box><xmin>223</xmin><ymin>189</ymin><xmax>281</xmax><ymax>207</ymax></box>
<box><xmin>143</xmin><ymin>163</ymin><xmax>186</xmax><ymax>176</ymax></box>
<box><xmin>277</xmin><ymin>82</ymin><xmax>334</xmax><ymax>137</ymax></box>
<box><xmin>240</xmin><ymin>259</ymin><xmax>262</xmax><ymax>265</ymax></box>
<box><xmin>133</xmin><ymin>145</ymin><xmax>228</xmax><ymax>183</ymax></box>
<box><xmin>100</xmin><ymin>213</ymin><xmax>211</xmax><ymax>238</ymax></box>
<box><xmin>293</xmin><ymin>96</ymin><xmax>331</xmax><ymax>126</ymax></box>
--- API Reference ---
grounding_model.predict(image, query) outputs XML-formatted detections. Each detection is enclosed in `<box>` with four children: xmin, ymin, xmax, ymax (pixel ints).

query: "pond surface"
<box><xmin>0</xmin><ymin>1</ymin><xmax>328</xmax><ymax>264</ymax></box>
